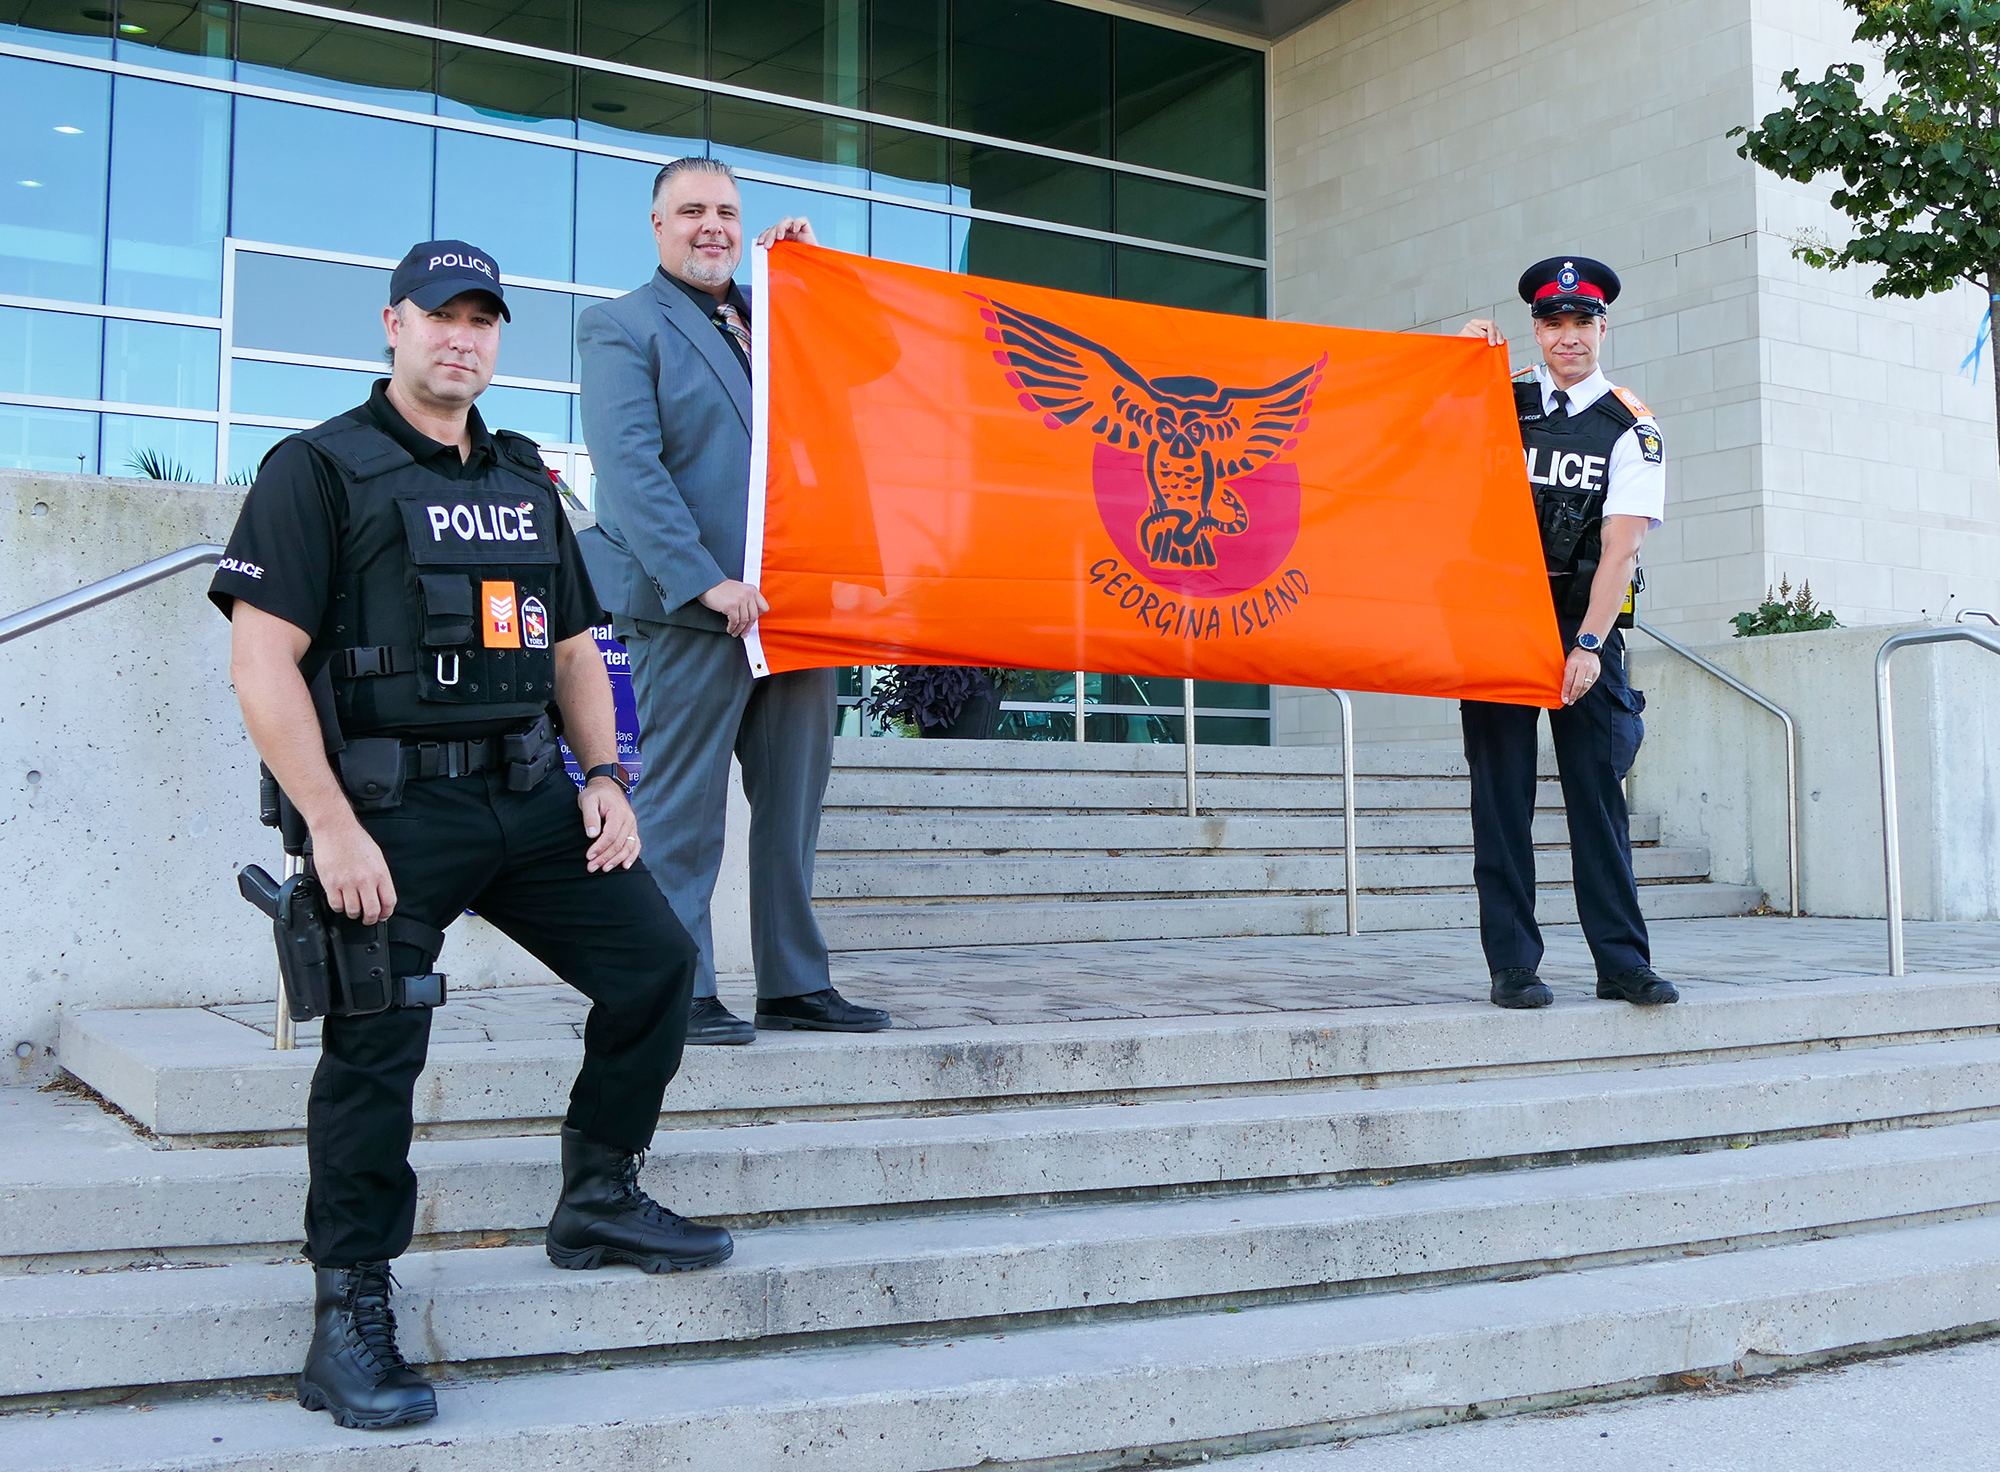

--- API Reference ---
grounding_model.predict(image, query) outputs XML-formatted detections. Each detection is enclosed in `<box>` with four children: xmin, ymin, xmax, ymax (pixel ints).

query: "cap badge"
<box><xmin>1557</xmin><ymin>263</ymin><xmax>1579</xmax><ymax>291</ymax></box>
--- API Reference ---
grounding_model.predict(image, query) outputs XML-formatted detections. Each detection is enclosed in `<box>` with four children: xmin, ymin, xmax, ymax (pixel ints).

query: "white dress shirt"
<box><xmin>1532</xmin><ymin>362</ymin><xmax>1665</xmax><ymax>525</ymax></box>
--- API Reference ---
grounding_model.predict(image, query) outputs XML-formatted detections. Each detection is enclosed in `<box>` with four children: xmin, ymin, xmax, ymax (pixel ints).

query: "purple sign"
<box><xmin>560</xmin><ymin>623</ymin><xmax>644</xmax><ymax>789</ymax></box>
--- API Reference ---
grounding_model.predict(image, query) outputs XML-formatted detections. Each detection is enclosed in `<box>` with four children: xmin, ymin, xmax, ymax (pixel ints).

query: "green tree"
<box><xmin>1733</xmin><ymin>0</ymin><xmax>2000</xmax><ymax>461</ymax></box>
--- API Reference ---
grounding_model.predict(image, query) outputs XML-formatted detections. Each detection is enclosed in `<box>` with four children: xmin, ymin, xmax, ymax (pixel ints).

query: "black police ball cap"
<box><xmin>390</xmin><ymin>239</ymin><xmax>510</xmax><ymax>321</ymax></box>
<box><xmin>1517</xmin><ymin>256</ymin><xmax>1620</xmax><ymax>319</ymax></box>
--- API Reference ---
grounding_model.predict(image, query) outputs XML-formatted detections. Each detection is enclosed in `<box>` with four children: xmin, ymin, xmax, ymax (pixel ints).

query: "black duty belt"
<box><xmin>336</xmin><ymin>714</ymin><xmax>560</xmax><ymax>810</ymax></box>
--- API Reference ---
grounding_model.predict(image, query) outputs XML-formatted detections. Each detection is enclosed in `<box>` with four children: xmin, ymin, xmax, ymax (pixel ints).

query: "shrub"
<box><xmin>1731</xmin><ymin>576</ymin><xmax>1841</xmax><ymax>638</ymax></box>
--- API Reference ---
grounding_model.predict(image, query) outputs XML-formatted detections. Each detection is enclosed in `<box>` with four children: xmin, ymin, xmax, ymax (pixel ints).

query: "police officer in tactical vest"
<box><xmin>1457</xmin><ymin>257</ymin><xmax>1677</xmax><ymax>1011</ymax></box>
<box><xmin>211</xmin><ymin>240</ymin><xmax>731</xmax><ymax>1431</ymax></box>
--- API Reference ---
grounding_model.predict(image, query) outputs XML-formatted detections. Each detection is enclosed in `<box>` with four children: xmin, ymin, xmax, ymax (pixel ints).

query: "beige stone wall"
<box><xmin>1268</xmin><ymin>0</ymin><xmax>2000</xmax><ymax>746</ymax></box>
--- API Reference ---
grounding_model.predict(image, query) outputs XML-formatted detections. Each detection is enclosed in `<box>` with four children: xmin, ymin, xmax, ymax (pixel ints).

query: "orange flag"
<box><xmin>744</xmin><ymin>242</ymin><xmax>1562</xmax><ymax>706</ymax></box>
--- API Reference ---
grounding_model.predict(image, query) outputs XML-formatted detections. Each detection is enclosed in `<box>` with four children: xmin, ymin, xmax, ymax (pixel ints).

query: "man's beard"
<box><xmin>679</xmin><ymin>243</ymin><xmax>739</xmax><ymax>287</ymax></box>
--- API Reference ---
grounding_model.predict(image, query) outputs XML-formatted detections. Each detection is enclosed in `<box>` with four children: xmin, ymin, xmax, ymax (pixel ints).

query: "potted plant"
<box><xmin>860</xmin><ymin>666</ymin><xmax>1010</xmax><ymax>739</ymax></box>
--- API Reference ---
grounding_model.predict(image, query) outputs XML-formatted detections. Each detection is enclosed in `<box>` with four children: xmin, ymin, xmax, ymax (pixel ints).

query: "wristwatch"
<box><xmin>582</xmin><ymin>763</ymin><xmax>630</xmax><ymax>794</ymax></box>
<box><xmin>1573</xmin><ymin>632</ymin><xmax>1604</xmax><ymax>655</ymax></box>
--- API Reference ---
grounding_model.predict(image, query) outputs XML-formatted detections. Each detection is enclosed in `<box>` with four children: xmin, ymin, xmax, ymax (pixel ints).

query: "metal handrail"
<box><xmin>0</xmin><ymin>544</ymin><xmax>224</xmax><ymax>645</ymax></box>
<box><xmin>1181</xmin><ymin>678</ymin><xmax>1198</xmax><ymax>817</ymax></box>
<box><xmin>1876</xmin><ymin>620</ymin><xmax>2000</xmax><ymax>975</ymax></box>
<box><xmin>1325</xmin><ymin>688</ymin><xmax>1360</xmax><ymax>935</ymax></box>
<box><xmin>1631</xmin><ymin>619</ymin><xmax>1800</xmax><ymax>917</ymax></box>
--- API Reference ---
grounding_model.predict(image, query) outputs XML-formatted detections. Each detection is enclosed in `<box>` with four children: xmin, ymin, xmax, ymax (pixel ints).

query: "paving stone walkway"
<box><xmin>210</xmin><ymin>916</ymin><xmax>1999</xmax><ymax>1046</ymax></box>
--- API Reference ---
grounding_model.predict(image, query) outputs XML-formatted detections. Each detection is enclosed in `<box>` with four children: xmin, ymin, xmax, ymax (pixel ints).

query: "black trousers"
<box><xmin>304</xmin><ymin>767</ymin><xmax>697</xmax><ymax>1267</ymax></box>
<box><xmin>1459</xmin><ymin>622</ymin><xmax>1651</xmax><ymax>982</ymax></box>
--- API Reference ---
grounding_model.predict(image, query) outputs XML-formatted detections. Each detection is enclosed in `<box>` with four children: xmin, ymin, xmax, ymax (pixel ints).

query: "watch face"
<box><xmin>1576</xmin><ymin>634</ymin><xmax>1602</xmax><ymax>652</ymax></box>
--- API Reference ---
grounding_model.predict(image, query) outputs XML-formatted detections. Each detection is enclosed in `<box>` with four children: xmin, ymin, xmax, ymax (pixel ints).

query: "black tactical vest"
<box><xmin>293</xmin><ymin>417</ymin><xmax>561</xmax><ymax>736</ymax></box>
<box><xmin>1513</xmin><ymin>380</ymin><xmax>1637</xmax><ymax>618</ymax></box>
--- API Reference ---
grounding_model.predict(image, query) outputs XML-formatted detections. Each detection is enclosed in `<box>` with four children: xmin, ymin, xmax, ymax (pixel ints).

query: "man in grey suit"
<box><xmin>576</xmin><ymin>157</ymin><xmax>889</xmax><ymax>1044</ymax></box>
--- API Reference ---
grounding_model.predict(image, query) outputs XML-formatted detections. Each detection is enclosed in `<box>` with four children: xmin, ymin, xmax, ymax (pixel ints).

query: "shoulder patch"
<box><xmin>1612</xmin><ymin>385</ymin><xmax>1652</xmax><ymax>418</ymax></box>
<box><xmin>1634</xmin><ymin>423</ymin><xmax>1664</xmax><ymax>464</ymax></box>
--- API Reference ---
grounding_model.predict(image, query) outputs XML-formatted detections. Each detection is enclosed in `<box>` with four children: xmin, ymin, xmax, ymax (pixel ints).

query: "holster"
<box><xmin>238</xmin><ymin>865</ymin><xmax>447</xmax><ymax>1022</ymax></box>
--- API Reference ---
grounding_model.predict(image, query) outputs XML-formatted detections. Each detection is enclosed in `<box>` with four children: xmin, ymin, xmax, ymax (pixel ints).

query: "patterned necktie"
<box><xmin>1547</xmin><ymin>387</ymin><xmax>1571</xmax><ymax>422</ymax></box>
<box><xmin>714</xmin><ymin>302</ymin><xmax>752</xmax><ymax>364</ymax></box>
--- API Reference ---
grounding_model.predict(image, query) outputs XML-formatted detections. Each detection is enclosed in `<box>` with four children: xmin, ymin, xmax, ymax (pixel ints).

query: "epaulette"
<box><xmin>1611</xmin><ymin>385</ymin><xmax>1652</xmax><ymax>419</ymax></box>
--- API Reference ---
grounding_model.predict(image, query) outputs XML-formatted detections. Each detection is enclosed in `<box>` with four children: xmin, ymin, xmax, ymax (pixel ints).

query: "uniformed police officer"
<box><xmin>211</xmin><ymin>240</ymin><xmax>731</xmax><ymax>1431</ymax></box>
<box><xmin>1457</xmin><ymin>257</ymin><xmax>1677</xmax><ymax>1011</ymax></box>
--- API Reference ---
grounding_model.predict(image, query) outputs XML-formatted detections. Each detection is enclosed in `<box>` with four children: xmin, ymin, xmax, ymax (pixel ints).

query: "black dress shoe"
<box><xmin>297</xmin><ymin>1262</ymin><xmax>437</xmax><ymax>1430</ymax></box>
<box><xmin>1598</xmin><ymin>965</ymin><xmax>1679</xmax><ymax>1005</ymax></box>
<box><xmin>756</xmin><ymin>987</ymin><xmax>891</xmax><ymax>1032</ymax></box>
<box><xmin>545</xmin><ymin>1126</ymin><xmax>734</xmax><ymax>1273</ymax></box>
<box><xmin>1490</xmin><ymin>967</ymin><xmax>1554</xmax><ymax>1009</ymax></box>
<box><xmin>685</xmin><ymin>995</ymin><xmax>756</xmax><ymax>1046</ymax></box>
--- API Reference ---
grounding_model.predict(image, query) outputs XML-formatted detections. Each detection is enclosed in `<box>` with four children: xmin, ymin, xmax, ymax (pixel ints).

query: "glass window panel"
<box><xmin>869</xmin><ymin>201</ymin><xmax>949</xmax><ymax>271</ymax></box>
<box><xmin>229</xmin><ymin>419</ymin><xmax>293</xmax><ymax>478</ymax></box>
<box><xmin>310</xmin><ymin>0</ymin><xmax>436</xmax><ymax>23</ymax></box>
<box><xmin>435</xmin><ymin>132</ymin><xmax>575</xmax><ymax>284</ymax></box>
<box><xmin>576</xmin><ymin>71</ymin><xmax>703</xmax><ymax>154</ymax></box>
<box><xmin>0</xmin><ymin>57</ymin><xmax>111</xmax><ymax>303</ymax></box>
<box><xmin>113</xmin><ymin>0</ymin><xmax>229</xmax><ymax>78</ymax></box>
<box><xmin>0</xmin><ymin>404</ymin><xmax>98</xmax><ymax>471</ymax></box>
<box><xmin>870</xmin><ymin>0</ymin><xmax>944</xmax><ymax>125</ymax></box>
<box><xmin>0</xmin><ymin>306</ymin><xmax>101</xmax><ymax>399</ymax></box>
<box><xmin>439</xmin><ymin>0</ymin><xmax>571</xmax><ymax>52</ymax></box>
<box><xmin>1084</xmin><ymin>709</ymin><xmax>1180</xmax><ymax>744</ymax></box>
<box><xmin>102</xmin><ymin>410</ymin><xmax>216</xmax><ymax>481</ymax></box>
<box><xmin>712</xmin><ymin>0</ymin><xmax>863</xmax><ymax>110</ymax></box>
<box><xmin>231</xmin><ymin>99</ymin><xmax>432</xmax><ymax>259</ymax></box>
<box><xmin>733</xmin><ymin>179</ymin><xmax>867</xmax><ymax>264</ymax></box>
<box><xmin>952</xmin><ymin>0</ymin><xmax>1108</xmax><ymax>157</ymax></box>
<box><xmin>578</xmin><ymin>0</ymin><xmax>701</xmax><ymax>79</ymax></box>
<box><xmin>493</xmin><ymin>284</ymin><xmax>573</xmax><ymax>382</ymax></box>
<box><xmin>1195</xmin><ymin>713</ymin><xmax>1271</xmax><ymax>746</ymax></box>
<box><xmin>104</xmin><ymin>319</ymin><xmax>218</xmax><ymax>408</ymax></box>
<box><xmin>1115</xmin><ymin>174</ymin><xmax>1261</xmax><ymax>259</ymax></box>
<box><xmin>439</xmin><ymin>48</ymin><xmax>574</xmax><ymax>136</ymax></box>
<box><xmin>1114</xmin><ymin>245</ymin><xmax>1263</xmax><ymax>318</ymax></box>
<box><xmin>1114</xmin><ymin>18</ymin><xmax>1263</xmax><ymax>190</ymax></box>
<box><xmin>1100</xmin><ymin>673</ymin><xmax>1182</xmax><ymax>708</ymax></box>
<box><xmin>235</xmin><ymin>5</ymin><xmax>437</xmax><ymax>111</ymax></box>
<box><xmin>965</xmin><ymin>220</ymin><xmax>1108</xmax><ymax>296</ymax></box>
<box><xmin>232</xmin><ymin>251</ymin><xmax>394</xmax><ymax>361</ymax></box>
<box><xmin>230</xmin><ymin>357</ymin><xmax>377</xmax><ymax>420</ymax></box>
<box><xmin>106</xmin><ymin>77</ymin><xmax>229</xmax><ymax>315</ymax></box>
<box><xmin>994</xmin><ymin>708</ymin><xmax>1074</xmax><ymax>742</ymax></box>
<box><xmin>476</xmin><ymin>382</ymin><xmax>569</xmax><ymax>442</ymax></box>
<box><xmin>1195</xmin><ymin>680</ymin><xmax>1269</xmax><ymax>710</ymax></box>
<box><xmin>962</xmin><ymin>146</ymin><xmax>1108</xmax><ymax>233</ymax></box>
<box><xmin>575</xmin><ymin>151</ymin><xmax>664</xmax><ymax>291</ymax></box>
<box><xmin>710</xmin><ymin>94</ymin><xmax>864</xmax><ymax>187</ymax></box>
<box><xmin>0</xmin><ymin>0</ymin><xmax>113</xmax><ymax>55</ymax></box>
<box><xmin>869</xmin><ymin>124</ymin><xmax>964</xmax><ymax>205</ymax></box>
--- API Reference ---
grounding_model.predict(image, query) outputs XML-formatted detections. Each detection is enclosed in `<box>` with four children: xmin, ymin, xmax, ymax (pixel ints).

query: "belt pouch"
<box><xmin>336</xmin><ymin>737</ymin><xmax>407</xmax><ymax>812</ymax></box>
<box><xmin>502</xmin><ymin>714</ymin><xmax>557</xmax><ymax>790</ymax></box>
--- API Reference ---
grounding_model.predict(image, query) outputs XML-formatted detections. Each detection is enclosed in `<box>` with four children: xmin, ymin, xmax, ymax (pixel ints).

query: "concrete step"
<box><xmin>9</xmin><ymin>1121</ymin><xmax>2000</xmax><ymax>1399</ymax></box>
<box><xmin>812</xmin><ymin>846</ymin><xmax>1716</xmax><ymax>902</ymax></box>
<box><xmin>830</xmin><ymin>737</ymin><xmax>1488</xmax><ymax>778</ymax></box>
<box><xmin>825</xmin><ymin>772</ymin><xmax>1565</xmax><ymax>814</ymax></box>
<box><xmin>67</xmin><ymin>973</ymin><xmax>1996</xmax><ymax>1143</ymax></box>
<box><xmin>816</xmin><ymin>809</ymin><xmax>1664</xmax><ymax>855</ymax></box>
<box><xmin>19</xmin><ymin>1029</ymin><xmax>2000</xmax><ymax>1263</ymax></box>
<box><xmin>8</xmin><ymin>1214</ymin><xmax>2000</xmax><ymax>1470</ymax></box>
<box><xmin>815</xmin><ymin>881</ymin><xmax>1765</xmax><ymax>948</ymax></box>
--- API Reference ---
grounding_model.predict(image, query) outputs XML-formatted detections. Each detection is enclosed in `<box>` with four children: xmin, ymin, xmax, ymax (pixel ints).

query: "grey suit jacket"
<box><xmin>575</xmin><ymin>272</ymin><xmax>753</xmax><ymax>633</ymax></box>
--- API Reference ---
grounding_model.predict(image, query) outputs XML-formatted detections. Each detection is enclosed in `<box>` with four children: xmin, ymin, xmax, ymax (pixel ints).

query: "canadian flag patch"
<box><xmin>482</xmin><ymin>580</ymin><xmax>521</xmax><ymax>648</ymax></box>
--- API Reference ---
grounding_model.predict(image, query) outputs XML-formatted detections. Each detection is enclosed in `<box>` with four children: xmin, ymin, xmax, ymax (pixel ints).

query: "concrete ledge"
<box><xmin>815</xmin><ymin>810</ymin><xmax>1662</xmax><ymax>853</ymax></box>
<box><xmin>825</xmin><ymin>772</ymin><xmax>1559</xmax><ymax>812</ymax></box>
<box><xmin>19</xmin><ymin>1030</ymin><xmax>2000</xmax><ymax>1258</ymax></box>
<box><xmin>61</xmin><ymin>973</ymin><xmax>1993</xmax><ymax>1141</ymax></box>
<box><xmin>815</xmin><ymin>882</ymin><xmax>1764</xmax><ymax>949</ymax></box>
<box><xmin>7</xmin><ymin>1121</ymin><xmax>2000</xmax><ymax>1398</ymax></box>
<box><xmin>7</xmin><ymin>1214</ymin><xmax>2000</xmax><ymax>1470</ymax></box>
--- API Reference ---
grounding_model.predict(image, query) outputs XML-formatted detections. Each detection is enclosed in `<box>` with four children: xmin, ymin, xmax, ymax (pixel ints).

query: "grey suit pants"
<box><xmin>619</xmin><ymin>618</ymin><xmax>836</xmax><ymax>1000</ymax></box>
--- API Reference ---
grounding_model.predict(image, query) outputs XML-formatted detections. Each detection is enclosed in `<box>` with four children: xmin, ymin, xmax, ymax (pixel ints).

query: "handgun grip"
<box><xmin>238</xmin><ymin>864</ymin><xmax>283</xmax><ymax>921</ymax></box>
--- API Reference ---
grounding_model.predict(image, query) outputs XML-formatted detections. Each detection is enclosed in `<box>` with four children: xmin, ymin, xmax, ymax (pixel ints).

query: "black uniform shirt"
<box><xmin>208</xmin><ymin>380</ymin><xmax>604</xmax><ymax>735</ymax></box>
<box><xmin>660</xmin><ymin>267</ymin><xmax>751</xmax><ymax>378</ymax></box>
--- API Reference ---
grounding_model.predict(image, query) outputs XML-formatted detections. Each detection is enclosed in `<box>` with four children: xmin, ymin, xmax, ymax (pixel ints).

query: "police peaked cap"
<box><xmin>1517</xmin><ymin>256</ymin><xmax>1620</xmax><ymax>318</ymax></box>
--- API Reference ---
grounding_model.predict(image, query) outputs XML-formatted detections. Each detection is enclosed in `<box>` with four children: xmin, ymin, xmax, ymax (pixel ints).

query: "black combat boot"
<box><xmin>545</xmin><ymin>1126</ymin><xmax>734</xmax><ymax>1273</ymax></box>
<box><xmin>1490</xmin><ymin>967</ymin><xmax>1554</xmax><ymax>1009</ymax></box>
<box><xmin>296</xmin><ymin>1262</ymin><xmax>437</xmax><ymax>1430</ymax></box>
